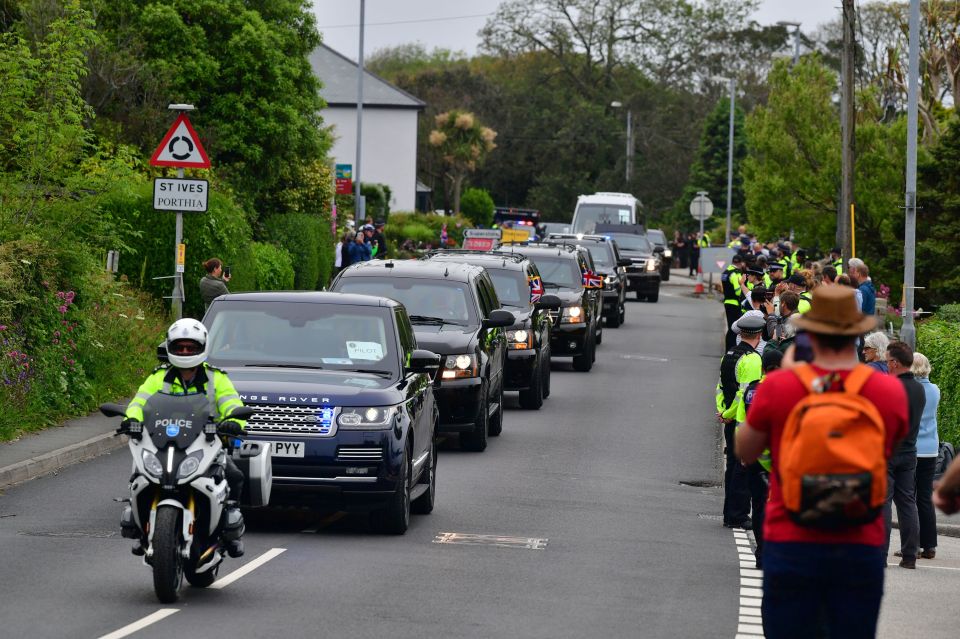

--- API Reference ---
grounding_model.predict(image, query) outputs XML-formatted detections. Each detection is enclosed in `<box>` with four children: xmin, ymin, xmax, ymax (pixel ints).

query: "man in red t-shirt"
<box><xmin>736</xmin><ymin>285</ymin><xmax>907</xmax><ymax>639</ymax></box>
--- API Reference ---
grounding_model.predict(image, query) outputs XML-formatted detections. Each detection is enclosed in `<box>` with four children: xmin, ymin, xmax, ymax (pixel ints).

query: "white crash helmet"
<box><xmin>166</xmin><ymin>319</ymin><xmax>208</xmax><ymax>369</ymax></box>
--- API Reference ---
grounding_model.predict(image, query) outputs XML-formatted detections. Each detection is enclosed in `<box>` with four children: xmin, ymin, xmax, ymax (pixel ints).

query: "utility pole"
<box><xmin>840</xmin><ymin>0</ymin><xmax>856</xmax><ymax>263</ymax></box>
<box><xmin>901</xmin><ymin>0</ymin><xmax>921</xmax><ymax>348</ymax></box>
<box><xmin>354</xmin><ymin>0</ymin><xmax>366</xmax><ymax>227</ymax></box>
<box><xmin>725</xmin><ymin>78</ymin><xmax>736</xmax><ymax>245</ymax></box>
<box><xmin>625</xmin><ymin>109</ymin><xmax>634</xmax><ymax>184</ymax></box>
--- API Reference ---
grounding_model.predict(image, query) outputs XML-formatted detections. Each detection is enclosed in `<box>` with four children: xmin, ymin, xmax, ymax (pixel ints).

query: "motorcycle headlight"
<box><xmin>177</xmin><ymin>451</ymin><xmax>203</xmax><ymax>479</ymax></box>
<box><xmin>142</xmin><ymin>450</ymin><xmax>163</xmax><ymax>478</ymax></box>
<box><xmin>664</xmin><ymin>249</ymin><xmax>672</xmax><ymax>258</ymax></box>
<box><xmin>646</xmin><ymin>260</ymin><xmax>658</xmax><ymax>271</ymax></box>
<box><xmin>440</xmin><ymin>354</ymin><xmax>479</xmax><ymax>379</ymax></box>
<box><xmin>506</xmin><ymin>329</ymin><xmax>533</xmax><ymax>350</ymax></box>
<box><xmin>561</xmin><ymin>305</ymin><xmax>584</xmax><ymax>324</ymax></box>
<box><xmin>338</xmin><ymin>406</ymin><xmax>396</xmax><ymax>429</ymax></box>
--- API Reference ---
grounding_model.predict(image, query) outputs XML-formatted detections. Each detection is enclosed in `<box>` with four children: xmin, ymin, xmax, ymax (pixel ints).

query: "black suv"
<box><xmin>646</xmin><ymin>228</ymin><xmax>671</xmax><ymax>281</ymax></box>
<box><xmin>202</xmin><ymin>292</ymin><xmax>440</xmax><ymax>534</ymax></box>
<box><xmin>511</xmin><ymin>244</ymin><xmax>602</xmax><ymax>372</ymax></box>
<box><xmin>331</xmin><ymin>260</ymin><xmax>513</xmax><ymax>452</ymax></box>
<box><xmin>425</xmin><ymin>250</ymin><xmax>561</xmax><ymax>410</ymax></box>
<box><xmin>605</xmin><ymin>231</ymin><xmax>662</xmax><ymax>303</ymax></box>
<box><xmin>544</xmin><ymin>234</ymin><xmax>630</xmax><ymax>328</ymax></box>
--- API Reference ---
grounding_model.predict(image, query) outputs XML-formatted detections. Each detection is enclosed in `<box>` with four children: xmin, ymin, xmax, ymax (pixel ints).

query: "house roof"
<box><xmin>310</xmin><ymin>44</ymin><xmax>426</xmax><ymax>110</ymax></box>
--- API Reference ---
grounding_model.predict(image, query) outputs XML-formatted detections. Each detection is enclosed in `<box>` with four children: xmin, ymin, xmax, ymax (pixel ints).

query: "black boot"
<box><xmin>222</xmin><ymin>502</ymin><xmax>245</xmax><ymax>558</ymax></box>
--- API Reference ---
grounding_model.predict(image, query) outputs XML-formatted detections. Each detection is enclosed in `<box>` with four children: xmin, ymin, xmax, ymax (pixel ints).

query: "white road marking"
<box><xmin>97</xmin><ymin>609</ymin><xmax>179</xmax><ymax>639</ymax></box>
<box><xmin>433</xmin><ymin>532</ymin><xmax>548</xmax><ymax>549</ymax></box>
<box><xmin>733</xmin><ymin>529</ymin><xmax>765</xmax><ymax>637</ymax></box>
<box><xmin>209</xmin><ymin>547</ymin><xmax>286</xmax><ymax>589</ymax></box>
<box><xmin>886</xmin><ymin>561</ymin><xmax>960</xmax><ymax>572</ymax></box>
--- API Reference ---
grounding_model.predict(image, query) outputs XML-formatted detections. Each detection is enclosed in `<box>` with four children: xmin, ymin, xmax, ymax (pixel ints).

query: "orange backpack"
<box><xmin>779</xmin><ymin>364</ymin><xmax>887</xmax><ymax>529</ymax></box>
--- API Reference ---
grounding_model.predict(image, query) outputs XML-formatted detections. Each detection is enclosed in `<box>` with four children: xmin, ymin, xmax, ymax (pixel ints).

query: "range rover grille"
<box><xmin>244</xmin><ymin>404</ymin><xmax>338</xmax><ymax>437</ymax></box>
<box><xmin>337</xmin><ymin>446</ymin><xmax>384</xmax><ymax>462</ymax></box>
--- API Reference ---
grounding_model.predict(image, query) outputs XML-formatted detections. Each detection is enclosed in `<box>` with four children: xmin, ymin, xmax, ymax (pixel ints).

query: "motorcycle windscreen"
<box><xmin>142</xmin><ymin>392</ymin><xmax>212</xmax><ymax>450</ymax></box>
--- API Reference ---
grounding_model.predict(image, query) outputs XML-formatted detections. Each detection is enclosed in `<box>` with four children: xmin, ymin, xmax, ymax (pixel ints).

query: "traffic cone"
<box><xmin>694</xmin><ymin>263</ymin><xmax>704</xmax><ymax>295</ymax></box>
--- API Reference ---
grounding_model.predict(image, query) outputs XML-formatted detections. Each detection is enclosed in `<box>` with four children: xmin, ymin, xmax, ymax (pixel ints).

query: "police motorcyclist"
<box><xmin>721</xmin><ymin>254</ymin><xmax>746</xmax><ymax>350</ymax></box>
<box><xmin>120</xmin><ymin>319</ymin><xmax>248</xmax><ymax>558</ymax></box>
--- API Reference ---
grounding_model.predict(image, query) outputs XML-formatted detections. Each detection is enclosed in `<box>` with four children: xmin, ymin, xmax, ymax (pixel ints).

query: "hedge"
<box><xmin>385</xmin><ymin>212</ymin><xmax>471</xmax><ymax>251</ymax></box>
<box><xmin>262</xmin><ymin>213</ymin><xmax>335</xmax><ymax>290</ymax></box>
<box><xmin>251</xmin><ymin>242</ymin><xmax>295</xmax><ymax>290</ymax></box>
<box><xmin>917</xmin><ymin>319</ymin><xmax>960</xmax><ymax>447</ymax></box>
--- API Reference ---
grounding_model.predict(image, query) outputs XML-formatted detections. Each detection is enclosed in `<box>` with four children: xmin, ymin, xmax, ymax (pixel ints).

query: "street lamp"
<box><xmin>777</xmin><ymin>21</ymin><xmax>802</xmax><ymax>65</ymax></box>
<box><xmin>611</xmin><ymin>101</ymin><xmax>633</xmax><ymax>185</ymax></box>
<box><xmin>712</xmin><ymin>76</ymin><xmax>737</xmax><ymax>246</ymax></box>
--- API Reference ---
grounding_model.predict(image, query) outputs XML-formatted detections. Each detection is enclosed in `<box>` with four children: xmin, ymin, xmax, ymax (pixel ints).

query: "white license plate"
<box><xmin>271</xmin><ymin>441</ymin><xmax>305</xmax><ymax>458</ymax></box>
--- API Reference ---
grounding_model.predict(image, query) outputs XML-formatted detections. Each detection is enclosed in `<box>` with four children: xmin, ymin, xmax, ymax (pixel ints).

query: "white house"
<box><xmin>309</xmin><ymin>44</ymin><xmax>425</xmax><ymax>212</ymax></box>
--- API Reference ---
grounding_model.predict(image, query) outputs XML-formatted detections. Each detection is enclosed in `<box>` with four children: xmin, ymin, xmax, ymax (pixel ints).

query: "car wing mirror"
<box><xmin>157</xmin><ymin>341</ymin><xmax>169</xmax><ymax>363</ymax></box>
<box><xmin>617</xmin><ymin>258</ymin><xmax>632</xmax><ymax>268</ymax></box>
<box><xmin>482</xmin><ymin>309</ymin><xmax>515</xmax><ymax>329</ymax></box>
<box><xmin>535</xmin><ymin>294</ymin><xmax>562</xmax><ymax>311</ymax></box>
<box><xmin>99</xmin><ymin>403</ymin><xmax>127</xmax><ymax>418</ymax></box>
<box><xmin>408</xmin><ymin>349</ymin><xmax>440</xmax><ymax>373</ymax></box>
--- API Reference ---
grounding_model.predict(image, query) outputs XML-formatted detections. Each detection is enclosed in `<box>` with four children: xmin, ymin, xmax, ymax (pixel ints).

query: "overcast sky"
<box><xmin>312</xmin><ymin>0</ymin><xmax>849</xmax><ymax>61</ymax></box>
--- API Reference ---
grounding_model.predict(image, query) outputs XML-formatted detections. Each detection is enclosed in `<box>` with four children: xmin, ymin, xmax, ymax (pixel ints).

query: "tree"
<box><xmin>459</xmin><ymin>187</ymin><xmax>495</xmax><ymax>227</ymax></box>
<box><xmin>917</xmin><ymin>115</ymin><xmax>960</xmax><ymax>308</ymax></box>
<box><xmin>428</xmin><ymin>110</ymin><xmax>497</xmax><ymax>214</ymax></box>
<box><xmin>669</xmin><ymin>97</ymin><xmax>746</xmax><ymax>234</ymax></box>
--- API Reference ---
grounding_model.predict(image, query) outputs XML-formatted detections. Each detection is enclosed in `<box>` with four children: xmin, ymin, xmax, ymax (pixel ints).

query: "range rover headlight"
<box><xmin>646</xmin><ymin>260</ymin><xmax>658</xmax><ymax>271</ymax></box>
<box><xmin>142</xmin><ymin>450</ymin><xmax>163</xmax><ymax>478</ymax></box>
<box><xmin>506</xmin><ymin>329</ymin><xmax>533</xmax><ymax>350</ymax></box>
<box><xmin>338</xmin><ymin>406</ymin><xmax>396</xmax><ymax>429</ymax></box>
<box><xmin>561</xmin><ymin>305</ymin><xmax>584</xmax><ymax>324</ymax></box>
<box><xmin>441</xmin><ymin>354</ymin><xmax>479</xmax><ymax>379</ymax></box>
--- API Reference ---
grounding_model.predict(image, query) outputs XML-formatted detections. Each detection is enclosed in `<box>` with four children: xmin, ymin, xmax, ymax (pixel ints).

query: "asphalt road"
<box><xmin>0</xmin><ymin>283</ymin><xmax>737</xmax><ymax>639</ymax></box>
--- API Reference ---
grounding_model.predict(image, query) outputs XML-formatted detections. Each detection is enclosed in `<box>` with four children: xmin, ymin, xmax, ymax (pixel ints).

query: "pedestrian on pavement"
<box><xmin>200</xmin><ymin>257</ymin><xmax>230</xmax><ymax>311</ymax></box>
<box><xmin>737</xmin><ymin>348</ymin><xmax>783</xmax><ymax>568</ymax></box>
<box><xmin>686</xmin><ymin>232</ymin><xmax>697</xmax><ymax>274</ymax></box>
<box><xmin>721</xmin><ymin>254</ymin><xmax>746</xmax><ymax>350</ymax></box>
<box><xmin>676</xmin><ymin>232</ymin><xmax>688</xmax><ymax>270</ymax></box>
<box><xmin>848</xmin><ymin>258</ymin><xmax>876</xmax><ymax>316</ymax></box>
<box><xmin>884</xmin><ymin>341</ymin><xmax>925</xmax><ymax>569</ymax></box>
<box><xmin>336</xmin><ymin>231</ymin><xmax>354</xmax><ymax>276</ymax></box>
<box><xmin>736</xmin><ymin>285</ymin><xmax>908</xmax><ymax>639</ymax></box>
<box><xmin>348</xmin><ymin>231</ymin><xmax>372</xmax><ymax>263</ymax></box>
<box><xmin>786</xmin><ymin>273</ymin><xmax>812</xmax><ymax>314</ymax></box>
<box><xmin>862</xmin><ymin>332</ymin><xmax>890</xmax><ymax>373</ymax></box>
<box><xmin>717</xmin><ymin>313</ymin><xmax>764</xmax><ymax>530</ymax></box>
<box><xmin>765</xmin><ymin>291</ymin><xmax>799</xmax><ymax>350</ymax></box>
<box><xmin>373</xmin><ymin>221</ymin><xmax>388</xmax><ymax>259</ymax></box>
<box><xmin>912</xmin><ymin>352</ymin><xmax>940</xmax><ymax>560</ymax></box>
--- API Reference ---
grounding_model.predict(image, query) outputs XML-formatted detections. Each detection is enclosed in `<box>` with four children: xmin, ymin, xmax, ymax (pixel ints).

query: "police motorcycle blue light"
<box><xmin>166</xmin><ymin>424</ymin><xmax>180</xmax><ymax>437</ymax></box>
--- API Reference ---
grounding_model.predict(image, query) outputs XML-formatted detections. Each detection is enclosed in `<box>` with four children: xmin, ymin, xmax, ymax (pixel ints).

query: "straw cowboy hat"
<box><xmin>792</xmin><ymin>285</ymin><xmax>877</xmax><ymax>336</ymax></box>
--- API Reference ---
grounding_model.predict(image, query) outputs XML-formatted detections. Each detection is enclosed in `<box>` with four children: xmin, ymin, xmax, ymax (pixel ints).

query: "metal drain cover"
<box><xmin>433</xmin><ymin>532</ymin><xmax>548</xmax><ymax>550</ymax></box>
<box><xmin>19</xmin><ymin>530</ymin><xmax>117</xmax><ymax>539</ymax></box>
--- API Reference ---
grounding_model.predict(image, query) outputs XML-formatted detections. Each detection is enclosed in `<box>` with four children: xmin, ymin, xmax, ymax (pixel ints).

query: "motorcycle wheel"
<box><xmin>152</xmin><ymin>506</ymin><xmax>184</xmax><ymax>603</ymax></box>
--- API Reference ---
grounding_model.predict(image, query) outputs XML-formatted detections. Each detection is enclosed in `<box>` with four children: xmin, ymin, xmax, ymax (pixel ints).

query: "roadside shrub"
<box><xmin>360</xmin><ymin>182</ymin><xmax>392</xmax><ymax>221</ymax></box>
<box><xmin>100</xmin><ymin>184</ymin><xmax>254</xmax><ymax>319</ymax></box>
<box><xmin>262</xmin><ymin>214</ymin><xmax>326</xmax><ymax>290</ymax></box>
<box><xmin>251</xmin><ymin>242</ymin><xmax>295</xmax><ymax>290</ymax></box>
<box><xmin>917</xmin><ymin>319</ymin><xmax>960</xmax><ymax>446</ymax></box>
<box><xmin>459</xmin><ymin>187</ymin><xmax>495</xmax><ymax>227</ymax></box>
<box><xmin>399</xmin><ymin>223</ymin><xmax>437</xmax><ymax>245</ymax></box>
<box><xmin>934</xmin><ymin>303</ymin><xmax>960</xmax><ymax>324</ymax></box>
<box><xmin>386</xmin><ymin>212</ymin><xmax>470</xmax><ymax>249</ymax></box>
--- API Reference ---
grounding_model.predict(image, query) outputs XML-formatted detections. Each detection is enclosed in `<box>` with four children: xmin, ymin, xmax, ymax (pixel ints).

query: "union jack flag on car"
<box><xmin>528</xmin><ymin>274</ymin><xmax>544</xmax><ymax>303</ymax></box>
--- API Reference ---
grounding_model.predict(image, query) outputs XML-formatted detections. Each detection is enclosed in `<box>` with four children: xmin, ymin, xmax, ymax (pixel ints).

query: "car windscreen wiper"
<box><xmin>541</xmin><ymin>281</ymin><xmax>568</xmax><ymax>289</ymax></box>
<box><xmin>408</xmin><ymin>315</ymin><xmax>446</xmax><ymax>325</ymax></box>
<box><xmin>349</xmin><ymin>369</ymin><xmax>394</xmax><ymax>377</ymax></box>
<box><xmin>243</xmin><ymin>363</ymin><xmax>325</xmax><ymax>370</ymax></box>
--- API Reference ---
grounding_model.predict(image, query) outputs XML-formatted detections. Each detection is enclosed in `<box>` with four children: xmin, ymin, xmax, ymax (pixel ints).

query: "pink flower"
<box><xmin>58</xmin><ymin>306</ymin><xmax>67</xmax><ymax>314</ymax></box>
<box><xmin>0</xmin><ymin>325</ymin><xmax>5</xmax><ymax>331</ymax></box>
<box><xmin>65</xmin><ymin>291</ymin><xmax>75</xmax><ymax>302</ymax></box>
<box><xmin>54</xmin><ymin>331</ymin><xmax>60</xmax><ymax>338</ymax></box>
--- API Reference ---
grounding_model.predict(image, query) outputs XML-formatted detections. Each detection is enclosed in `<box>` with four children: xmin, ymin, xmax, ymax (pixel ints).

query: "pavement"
<box><xmin>0</xmin><ymin>270</ymin><xmax>956</xmax><ymax>638</ymax></box>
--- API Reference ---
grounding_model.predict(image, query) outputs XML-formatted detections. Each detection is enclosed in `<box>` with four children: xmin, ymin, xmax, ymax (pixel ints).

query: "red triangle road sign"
<box><xmin>716</xmin><ymin>260</ymin><xmax>726</xmax><ymax>269</ymax></box>
<box><xmin>150</xmin><ymin>113</ymin><xmax>211</xmax><ymax>168</ymax></box>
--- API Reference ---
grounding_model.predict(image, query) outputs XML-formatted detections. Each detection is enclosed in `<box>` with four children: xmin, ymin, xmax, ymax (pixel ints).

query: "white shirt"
<box><xmin>334</xmin><ymin>242</ymin><xmax>343</xmax><ymax>268</ymax></box>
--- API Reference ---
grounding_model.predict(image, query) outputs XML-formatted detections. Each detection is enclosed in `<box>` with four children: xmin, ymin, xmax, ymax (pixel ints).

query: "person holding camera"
<box><xmin>200</xmin><ymin>257</ymin><xmax>231</xmax><ymax>310</ymax></box>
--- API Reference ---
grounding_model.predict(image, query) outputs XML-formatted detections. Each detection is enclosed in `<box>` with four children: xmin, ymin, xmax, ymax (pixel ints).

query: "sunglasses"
<box><xmin>169</xmin><ymin>341</ymin><xmax>203</xmax><ymax>356</ymax></box>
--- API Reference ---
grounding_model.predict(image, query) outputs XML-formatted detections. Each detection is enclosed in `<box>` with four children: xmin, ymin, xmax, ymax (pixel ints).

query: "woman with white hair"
<box><xmin>913</xmin><ymin>352</ymin><xmax>940</xmax><ymax>559</ymax></box>
<box><xmin>862</xmin><ymin>331</ymin><xmax>890</xmax><ymax>373</ymax></box>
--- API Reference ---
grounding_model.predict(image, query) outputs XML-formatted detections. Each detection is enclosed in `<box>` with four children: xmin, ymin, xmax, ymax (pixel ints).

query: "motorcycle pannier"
<box><xmin>232</xmin><ymin>442</ymin><xmax>273</xmax><ymax>507</ymax></box>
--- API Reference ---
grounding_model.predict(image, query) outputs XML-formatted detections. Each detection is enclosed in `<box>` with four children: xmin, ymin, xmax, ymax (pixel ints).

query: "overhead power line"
<box><xmin>318</xmin><ymin>12</ymin><xmax>493</xmax><ymax>30</ymax></box>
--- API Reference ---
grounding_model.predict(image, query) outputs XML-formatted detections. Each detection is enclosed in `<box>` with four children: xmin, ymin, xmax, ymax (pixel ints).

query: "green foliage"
<box><xmin>429</xmin><ymin>109</ymin><xmax>497</xmax><ymax>213</ymax></box>
<box><xmin>932</xmin><ymin>303</ymin><xmax>960</xmax><ymax>324</ymax></box>
<box><xmin>669</xmin><ymin>97</ymin><xmax>746</xmax><ymax>235</ymax></box>
<box><xmin>261</xmin><ymin>213</ymin><xmax>330</xmax><ymax>290</ymax></box>
<box><xmin>386</xmin><ymin>213</ymin><xmax>470</xmax><ymax>250</ymax></box>
<box><xmin>917</xmin><ymin>115</ymin><xmax>960</xmax><ymax>308</ymax></box>
<box><xmin>360</xmin><ymin>183</ymin><xmax>391</xmax><ymax>221</ymax></box>
<box><xmin>459</xmin><ymin>187</ymin><xmax>495</xmax><ymax>227</ymax></box>
<box><xmin>86</xmin><ymin>0</ymin><xmax>331</xmax><ymax>216</ymax></box>
<box><xmin>917</xmin><ymin>319</ymin><xmax>960</xmax><ymax>447</ymax></box>
<box><xmin>251</xmin><ymin>242</ymin><xmax>295</xmax><ymax>290</ymax></box>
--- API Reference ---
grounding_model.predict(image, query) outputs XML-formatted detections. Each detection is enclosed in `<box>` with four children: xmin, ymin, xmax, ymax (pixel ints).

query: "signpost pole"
<box><xmin>172</xmin><ymin>167</ymin><xmax>184</xmax><ymax>320</ymax></box>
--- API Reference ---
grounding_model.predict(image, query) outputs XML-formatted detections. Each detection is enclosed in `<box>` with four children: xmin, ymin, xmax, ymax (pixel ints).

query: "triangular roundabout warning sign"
<box><xmin>716</xmin><ymin>260</ymin><xmax>727</xmax><ymax>269</ymax></box>
<box><xmin>150</xmin><ymin>114</ymin><xmax>211</xmax><ymax>168</ymax></box>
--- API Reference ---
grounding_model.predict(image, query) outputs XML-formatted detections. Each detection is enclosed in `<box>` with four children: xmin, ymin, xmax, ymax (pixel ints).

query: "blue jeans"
<box><xmin>762</xmin><ymin>541</ymin><xmax>886</xmax><ymax>639</ymax></box>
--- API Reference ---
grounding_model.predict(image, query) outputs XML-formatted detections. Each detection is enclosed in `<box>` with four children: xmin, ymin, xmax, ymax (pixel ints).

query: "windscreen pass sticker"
<box><xmin>346</xmin><ymin>341</ymin><xmax>384</xmax><ymax>361</ymax></box>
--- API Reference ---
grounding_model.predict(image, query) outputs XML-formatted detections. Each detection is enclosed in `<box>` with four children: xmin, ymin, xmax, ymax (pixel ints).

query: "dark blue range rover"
<box><xmin>202</xmin><ymin>292</ymin><xmax>439</xmax><ymax>534</ymax></box>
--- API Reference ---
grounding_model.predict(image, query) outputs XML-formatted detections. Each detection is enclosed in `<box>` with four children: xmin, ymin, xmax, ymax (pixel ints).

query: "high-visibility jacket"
<box><xmin>736</xmin><ymin>377</ymin><xmax>772</xmax><ymax>471</ymax></box>
<box><xmin>832</xmin><ymin>258</ymin><xmax>843</xmax><ymax>274</ymax></box>
<box><xmin>716</xmin><ymin>341</ymin><xmax>762</xmax><ymax>416</ymax></box>
<box><xmin>797</xmin><ymin>292</ymin><xmax>812</xmax><ymax>314</ymax></box>
<box><xmin>697</xmin><ymin>235</ymin><xmax>710</xmax><ymax>248</ymax></box>
<box><xmin>126</xmin><ymin>363</ymin><xmax>246</xmax><ymax>427</ymax></box>
<box><xmin>721</xmin><ymin>265</ymin><xmax>744</xmax><ymax>306</ymax></box>
<box><xmin>763</xmin><ymin>273</ymin><xmax>773</xmax><ymax>289</ymax></box>
<box><xmin>790</xmin><ymin>251</ymin><xmax>803</xmax><ymax>273</ymax></box>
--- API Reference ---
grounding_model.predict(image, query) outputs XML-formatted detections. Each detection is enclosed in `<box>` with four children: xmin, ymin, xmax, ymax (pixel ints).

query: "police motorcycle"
<box><xmin>100</xmin><ymin>393</ymin><xmax>270</xmax><ymax>603</ymax></box>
